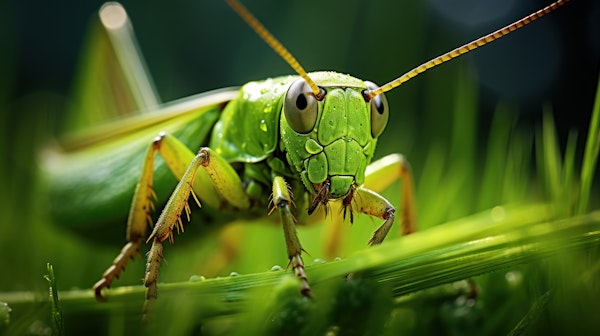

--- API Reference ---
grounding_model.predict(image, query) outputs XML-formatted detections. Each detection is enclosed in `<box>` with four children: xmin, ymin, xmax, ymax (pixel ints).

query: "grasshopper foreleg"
<box><xmin>270</xmin><ymin>176</ymin><xmax>312</xmax><ymax>298</ymax></box>
<box><xmin>320</xmin><ymin>154</ymin><xmax>417</xmax><ymax>259</ymax></box>
<box><xmin>363</xmin><ymin>154</ymin><xmax>417</xmax><ymax>236</ymax></box>
<box><xmin>353</xmin><ymin>153</ymin><xmax>418</xmax><ymax>245</ymax></box>
<box><xmin>353</xmin><ymin>188</ymin><xmax>397</xmax><ymax>246</ymax></box>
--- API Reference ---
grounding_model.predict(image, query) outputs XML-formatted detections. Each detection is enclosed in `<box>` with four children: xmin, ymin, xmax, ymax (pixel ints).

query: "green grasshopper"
<box><xmin>43</xmin><ymin>0</ymin><xmax>570</xmax><ymax>310</ymax></box>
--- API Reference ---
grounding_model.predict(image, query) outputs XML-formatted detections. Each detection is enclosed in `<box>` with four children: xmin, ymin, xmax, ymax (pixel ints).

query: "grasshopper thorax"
<box><xmin>280</xmin><ymin>71</ymin><xmax>389</xmax><ymax>208</ymax></box>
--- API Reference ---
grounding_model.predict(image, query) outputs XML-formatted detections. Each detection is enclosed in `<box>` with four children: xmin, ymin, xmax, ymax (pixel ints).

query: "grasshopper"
<box><xmin>43</xmin><ymin>0</ymin><xmax>571</xmax><ymax>310</ymax></box>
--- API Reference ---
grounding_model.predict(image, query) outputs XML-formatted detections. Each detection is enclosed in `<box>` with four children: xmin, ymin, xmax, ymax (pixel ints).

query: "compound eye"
<box><xmin>284</xmin><ymin>78</ymin><xmax>320</xmax><ymax>134</ymax></box>
<box><xmin>364</xmin><ymin>81</ymin><xmax>389</xmax><ymax>138</ymax></box>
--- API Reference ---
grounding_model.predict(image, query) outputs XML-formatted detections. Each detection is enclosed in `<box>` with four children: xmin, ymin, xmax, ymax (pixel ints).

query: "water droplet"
<box><xmin>260</xmin><ymin>119</ymin><xmax>268</xmax><ymax>132</ymax></box>
<box><xmin>505</xmin><ymin>271</ymin><xmax>522</xmax><ymax>287</ymax></box>
<box><xmin>313</xmin><ymin>258</ymin><xmax>326</xmax><ymax>265</ymax></box>
<box><xmin>271</xmin><ymin>265</ymin><xmax>283</xmax><ymax>272</ymax></box>
<box><xmin>491</xmin><ymin>206</ymin><xmax>505</xmax><ymax>222</ymax></box>
<box><xmin>263</xmin><ymin>104</ymin><xmax>272</xmax><ymax>114</ymax></box>
<box><xmin>189</xmin><ymin>275</ymin><xmax>205</xmax><ymax>282</ymax></box>
<box><xmin>0</xmin><ymin>301</ymin><xmax>11</xmax><ymax>325</ymax></box>
<box><xmin>229</xmin><ymin>272</ymin><xmax>239</xmax><ymax>277</ymax></box>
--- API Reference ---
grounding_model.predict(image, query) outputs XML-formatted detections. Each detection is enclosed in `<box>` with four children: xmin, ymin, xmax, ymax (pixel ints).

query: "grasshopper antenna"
<box><xmin>365</xmin><ymin>0</ymin><xmax>571</xmax><ymax>100</ymax></box>
<box><xmin>226</xmin><ymin>0</ymin><xmax>325</xmax><ymax>100</ymax></box>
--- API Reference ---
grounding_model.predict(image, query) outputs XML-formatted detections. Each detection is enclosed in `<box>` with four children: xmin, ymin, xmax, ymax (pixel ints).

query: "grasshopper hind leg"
<box><xmin>93</xmin><ymin>133</ymin><xmax>243</xmax><ymax>301</ymax></box>
<box><xmin>93</xmin><ymin>138</ymin><xmax>159</xmax><ymax>301</ymax></box>
<box><xmin>93</xmin><ymin>240</ymin><xmax>143</xmax><ymax>301</ymax></box>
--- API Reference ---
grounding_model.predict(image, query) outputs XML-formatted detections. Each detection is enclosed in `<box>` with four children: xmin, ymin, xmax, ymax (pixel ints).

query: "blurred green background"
<box><xmin>4</xmin><ymin>0</ymin><xmax>600</xmax><ymax>140</ymax></box>
<box><xmin>1</xmin><ymin>0</ymin><xmax>599</xmax><ymax>335</ymax></box>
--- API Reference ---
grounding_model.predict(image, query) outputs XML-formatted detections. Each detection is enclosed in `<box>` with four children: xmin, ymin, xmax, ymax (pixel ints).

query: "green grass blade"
<box><xmin>0</xmin><ymin>302</ymin><xmax>10</xmax><ymax>331</ymax></box>
<box><xmin>537</xmin><ymin>110</ymin><xmax>563</xmax><ymax>205</ymax></box>
<box><xmin>478</xmin><ymin>103</ymin><xmax>517</xmax><ymax>209</ymax></box>
<box><xmin>43</xmin><ymin>263</ymin><xmax>64</xmax><ymax>336</ymax></box>
<box><xmin>563</xmin><ymin>129</ymin><xmax>579</xmax><ymax>213</ymax></box>
<box><xmin>4</xmin><ymin>205</ymin><xmax>599</xmax><ymax>333</ymax></box>
<box><xmin>506</xmin><ymin>290</ymin><xmax>552</xmax><ymax>336</ymax></box>
<box><xmin>578</xmin><ymin>75</ymin><xmax>600</xmax><ymax>214</ymax></box>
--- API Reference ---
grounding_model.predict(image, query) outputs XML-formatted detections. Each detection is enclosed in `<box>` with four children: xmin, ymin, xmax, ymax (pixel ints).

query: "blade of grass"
<box><xmin>563</xmin><ymin>129</ymin><xmax>579</xmax><ymax>213</ymax></box>
<box><xmin>506</xmin><ymin>290</ymin><xmax>552</xmax><ymax>336</ymax></box>
<box><xmin>537</xmin><ymin>110</ymin><xmax>563</xmax><ymax>205</ymax></box>
<box><xmin>478</xmin><ymin>103</ymin><xmax>517</xmax><ymax>209</ymax></box>
<box><xmin>43</xmin><ymin>263</ymin><xmax>64</xmax><ymax>336</ymax></box>
<box><xmin>578</xmin><ymin>74</ymin><xmax>600</xmax><ymax>214</ymax></box>
<box><xmin>4</xmin><ymin>205</ymin><xmax>599</xmax><ymax>322</ymax></box>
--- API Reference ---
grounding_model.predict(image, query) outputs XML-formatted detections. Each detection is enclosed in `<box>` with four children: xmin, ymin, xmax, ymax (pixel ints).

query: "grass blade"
<box><xmin>578</xmin><ymin>75</ymin><xmax>600</xmax><ymax>214</ymax></box>
<box><xmin>44</xmin><ymin>263</ymin><xmax>64</xmax><ymax>336</ymax></box>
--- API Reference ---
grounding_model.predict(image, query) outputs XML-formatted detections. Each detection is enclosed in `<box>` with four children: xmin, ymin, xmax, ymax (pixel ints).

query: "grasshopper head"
<box><xmin>229</xmin><ymin>0</ymin><xmax>570</xmax><ymax>214</ymax></box>
<box><xmin>280</xmin><ymin>72</ymin><xmax>389</xmax><ymax>210</ymax></box>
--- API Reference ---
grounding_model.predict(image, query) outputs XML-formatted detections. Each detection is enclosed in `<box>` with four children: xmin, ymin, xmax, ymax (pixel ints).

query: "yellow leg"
<box><xmin>364</xmin><ymin>153</ymin><xmax>417</xmax><ymax>235</ymax></box>
<box><xmin>353</xmin><ymin>188</ymin><xmax>396</xmax><ymax>246</ymax></box>
<box><xmin>199</xmin><ymin>221</ymin><xmax>245</xmax><ymax>277</ymax></box>
<box><xmin>93</xmin><ymin>140</ymin><xmax>158</xmax><ymax>300</ymax></box>
<box><xmin>143</xmin><ymin>146</ymin><xmax>249</xmax><ymax>308</ymax></box>
<box><xmin>94</xmin><ymin>133</ymin><xmax>249</xmax><ymax>302</ymax></box>
<box><xmin>322</xmin><ymin>154</ymin><xmax>417</xmax><ymax>258</ymax></box>
<box><xmin>322</xmin><ymin>204</ymin><xmax>345</xmax><ymax>259</ymax></box>
<box><xmin>270</xmin><ymin>176</ymin><xmax>312</xmax><ymax>297</ymax></box>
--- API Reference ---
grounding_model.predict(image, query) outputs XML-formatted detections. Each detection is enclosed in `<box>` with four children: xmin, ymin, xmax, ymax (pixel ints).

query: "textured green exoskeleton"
<box><xmin>86</xmin><ymin>70</ymin><xmax>416</xmax><ymax>303</ymax></box>
<box><xmin>44</xmin><ymin>89</ymin><xmax>237</xmax><ymax>237</ymax></box>
<box><xmin>42</xmin><ymin>0</ymin><xmax>570</xmax><ymax>314</ymax></box>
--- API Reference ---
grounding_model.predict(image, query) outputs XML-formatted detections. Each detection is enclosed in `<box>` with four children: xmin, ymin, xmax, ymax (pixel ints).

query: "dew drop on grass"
<box><xmin>263</xmin><ymin>103</ymin><xmax>272</xmax><ymax>114</ymax></box>
<box><xmin>490</xmin><ymin>206</ymin><xmax>506</xmax><ymax>222</ymax></box>
<box><xmin>505</xmin><ymin>271</ymin><xmax>523</xmax><ymax>287</ymax></box>
<box><xmin>260</xmin><ymin>119</ymin><xmax>268</xmax><ymax>132</ymax></box>
<box><xmin>0</xmin><ymin>302</ymin><xmax>11</xmax><ymax>328</ymax></box>
<box><xmin>189</xmin><ymin>275</ymin><xmax>206</xmax><ymax>282</ymax></box>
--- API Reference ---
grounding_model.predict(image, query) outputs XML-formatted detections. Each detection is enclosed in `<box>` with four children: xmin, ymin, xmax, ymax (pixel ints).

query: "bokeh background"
<box><xmin>1</xmin><ymin>0</ymin><xmax>599</xmax><ymax>335</ymax></box>
<box><xmin>4</xmin><ymin>0</ymin><xmax>600</xmax><ymax>142</ymax></box>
